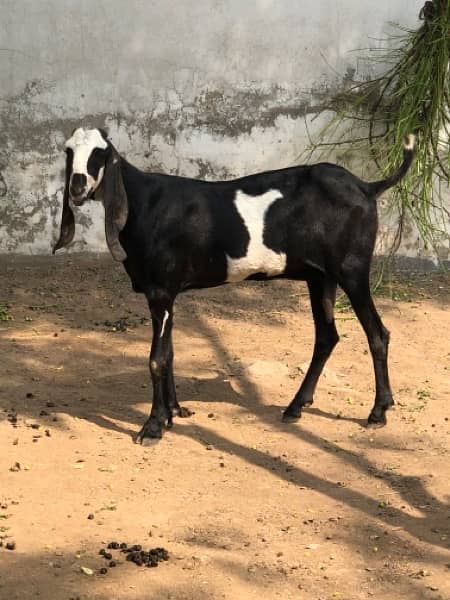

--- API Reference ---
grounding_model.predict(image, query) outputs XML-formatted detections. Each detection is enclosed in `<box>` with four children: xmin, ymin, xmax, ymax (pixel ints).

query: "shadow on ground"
<box><xmin>1</xmin><ymin>254</ymin><xmax>450</xmax><ymax>600</ymax></box>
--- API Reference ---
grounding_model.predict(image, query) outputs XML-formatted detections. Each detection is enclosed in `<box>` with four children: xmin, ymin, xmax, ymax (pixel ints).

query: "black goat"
<box><xmin>53</xmin><ymin>127</ymin><xmax>415</xmax><ymax>444</ymax></box>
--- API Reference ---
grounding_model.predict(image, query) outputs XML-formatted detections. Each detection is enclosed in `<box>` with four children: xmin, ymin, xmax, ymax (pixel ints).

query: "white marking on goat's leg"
<box><xmin>226</xmin><ymin>189</ymin><xmax>287</xmax><ymax>282</ymax></box>
<box><xmin>160</xmin><ymin>310</ymin><xmax>169</xmax><ymax>338</ymax></box>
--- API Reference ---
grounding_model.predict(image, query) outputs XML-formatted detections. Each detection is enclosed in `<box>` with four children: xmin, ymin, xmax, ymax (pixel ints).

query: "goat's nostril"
<box><xmin>70</xmin><ymin>185</ymin><xmax>84</xmax><ymax>196</ymax></box>
<box><xmin>70</xmin><ymin>173</ymin><xmax>87</xmax><ymax>197</ymax></box>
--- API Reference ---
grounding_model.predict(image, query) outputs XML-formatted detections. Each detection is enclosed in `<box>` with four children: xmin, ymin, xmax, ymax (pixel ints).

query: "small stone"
<box><xmin>6</xmin><ymin>542</ymin><xmax>16</xmax><ymax>550</ymax></box>
<box><xmin>87</xmin><ymin>514</ymin><xmax>95</xmax><ymax>520</ymax></box>
<box><xmin>99</xmin><ymin>567</ymin><xmax>108</xmax><ymax>575</ymax></box>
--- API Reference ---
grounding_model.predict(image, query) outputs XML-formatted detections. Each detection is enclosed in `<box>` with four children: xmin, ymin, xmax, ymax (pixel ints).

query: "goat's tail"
<box><xmin>367</xmin><ymin>134</ymin><xmax>416</xmax><ymax>198</ymax></box>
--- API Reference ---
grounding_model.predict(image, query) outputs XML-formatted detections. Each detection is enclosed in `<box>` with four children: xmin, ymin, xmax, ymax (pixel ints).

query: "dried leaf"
<box><xmin>98</xmin><ymin>465</ymin><xmax>116</xmax><ymax>473</ymax></box>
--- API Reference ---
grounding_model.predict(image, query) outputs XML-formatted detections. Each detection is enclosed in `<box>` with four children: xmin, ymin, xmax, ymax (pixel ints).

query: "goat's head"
<box><xmin>65</xmin><ymin>127</ymin><xmax>109</xmax><ymax>205</ymax></box>
<box><xmin>53</xmin><ymin>127</ymin><xmax>128</xmax><ymax>262</ymax></box>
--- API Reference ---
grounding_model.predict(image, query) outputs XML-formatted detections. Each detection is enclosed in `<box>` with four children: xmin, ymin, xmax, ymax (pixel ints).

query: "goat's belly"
<box><xmin>226</xmin><ymin>249</ymin><xmax>286</xmax><ymax>282</ymax></box>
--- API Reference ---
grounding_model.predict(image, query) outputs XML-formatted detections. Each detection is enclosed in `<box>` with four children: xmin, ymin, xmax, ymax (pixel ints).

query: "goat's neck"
<box><xmin>120</xmin><ymin>158</ymin><xmax>148</xmax><ymax>205</ymax></box>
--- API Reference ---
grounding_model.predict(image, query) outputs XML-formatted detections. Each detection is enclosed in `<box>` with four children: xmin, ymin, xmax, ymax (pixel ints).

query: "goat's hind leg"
<box><xmin>283</xmin><ymin>277</ymin><xmax>339</xmax><ymax>422</ymax></box>
<box><xmin>339</xmin><ymin>276</ymin><xmax>393</xmax><ymax>427</ymax></box>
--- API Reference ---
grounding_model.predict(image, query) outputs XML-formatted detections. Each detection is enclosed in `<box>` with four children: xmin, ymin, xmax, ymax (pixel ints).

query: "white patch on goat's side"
<box><xmin>65</xmin><ymin>128</ymin><xmax>108</xmax><ymax>190</ymax></box>
<box><xmin>226</xmin><ymin>189</ymin><xmax>286</xmax><ymax>282</ymax></box>
<box><xmin>160</xmin><ymin>310</ymin><xmax>169</xmax><ymax>338</ymax></box>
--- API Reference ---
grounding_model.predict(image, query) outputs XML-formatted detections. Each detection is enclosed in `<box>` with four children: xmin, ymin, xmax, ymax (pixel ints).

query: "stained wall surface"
<box><xmin>2</xmin><ymin>0</ymin><xmax>440</xmax><ymax>262</ymax></box>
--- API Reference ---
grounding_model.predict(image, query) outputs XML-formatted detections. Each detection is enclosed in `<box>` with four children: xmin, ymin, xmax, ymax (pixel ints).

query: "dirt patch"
<box><xmin>0</xmin><ymin>255</ymin><xmax>449</xmax><ymax>600</ymax></box>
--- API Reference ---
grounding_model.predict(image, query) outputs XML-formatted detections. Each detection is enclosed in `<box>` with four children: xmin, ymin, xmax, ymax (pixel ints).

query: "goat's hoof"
<box><xmin>140</xmin><ymin>436</ymin><xmax>162</xmax><ymax>447</ymax></box>
<box><xmin>135</xmin><ymin>421</ymin><xmax>163</xmax><ymax>445</ymax></box>
<box><xmin>367</xmin><ymin>412</ymin><xmax>387</xmax><ymax>428</ymax></box>
<box><xmin>366</xmin><ymin>420</ymin><xmax>386</xmax><ymax>429</ymax></box>
<box><xmin>282</xmin><ymin>410</ymin><xmax>302</xmax><ymax>423</ymax></box>
<box><xmin>135</xmin><ymin>431</ymin><xmax>162</xmax><ymax>445</ymax></box>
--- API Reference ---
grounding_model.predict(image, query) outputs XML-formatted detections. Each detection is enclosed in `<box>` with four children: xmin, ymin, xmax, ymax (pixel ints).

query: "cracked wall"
<box><xmin>2</xmin><ymin>0</ymin><xmax>443</xmax><ymax>265</ymax></box>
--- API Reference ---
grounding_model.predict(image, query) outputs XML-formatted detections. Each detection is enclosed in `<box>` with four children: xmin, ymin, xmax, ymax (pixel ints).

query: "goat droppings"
<box><xmin>99</xmin><ymin>541</ymin><xmax>170</xmax><ymax>571</ymax></box>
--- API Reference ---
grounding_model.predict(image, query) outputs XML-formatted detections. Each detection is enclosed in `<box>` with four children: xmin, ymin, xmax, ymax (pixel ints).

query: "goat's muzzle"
<box><xmin>70</xmin><ymin>188</ymin><xmax>96</xmax><ymax>206</ymax></box>
<box><xmin>69</xmin><ymin>173</ymin><xmax>88</xmax><ymax>204</ymax></box>
<box><xmin>70</xmin><ymin>195</ymin><xmax>86</xmax><ymax>207</ymax></box>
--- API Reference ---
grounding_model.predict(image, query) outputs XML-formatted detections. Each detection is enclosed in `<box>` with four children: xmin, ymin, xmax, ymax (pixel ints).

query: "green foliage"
<box><xmin>306</xmin><ymin>0</ymin><xmax>450</xmax><ymax>253</ymax></box>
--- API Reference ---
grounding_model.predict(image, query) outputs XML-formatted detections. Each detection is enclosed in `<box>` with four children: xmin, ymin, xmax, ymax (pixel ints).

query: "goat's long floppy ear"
<box><xmin>102</xmin><ymin>145</ymin><xmax>128</xmax><ymax>262</ymax></box>
<box><xmin>52</xmin><ymin>153</ymin><xmax>75</xmax><ymax>254</ymax></box>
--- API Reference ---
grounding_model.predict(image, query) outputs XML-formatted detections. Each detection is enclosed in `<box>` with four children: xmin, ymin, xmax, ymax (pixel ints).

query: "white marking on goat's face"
<box><xmin>65</xmin><ymin>128</ymin><xmax>108</xmax><ymax>204</ymax></box>
<box><xmin>226</xmin><ymin>189</ymin><xmax>287</xmax><ymax>282</ymax></box>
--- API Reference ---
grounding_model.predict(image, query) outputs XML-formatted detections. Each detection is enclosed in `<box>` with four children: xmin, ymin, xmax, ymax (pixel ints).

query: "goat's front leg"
<box><xmin>136</xmin><ymin>291</ymin><xmax>175</xmax><ymax>445</ymax></box>
<box><xmin>165</xmin><ymin>337</ymin><xmax>193</xmax><ymax>423</ymax></box>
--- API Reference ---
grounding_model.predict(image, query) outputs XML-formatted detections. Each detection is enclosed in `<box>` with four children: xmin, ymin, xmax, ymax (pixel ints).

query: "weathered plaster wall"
<box><xmin>2</xmin><ymin>0</ymin><xmax>440</xmax><ymax>262</ymax></box>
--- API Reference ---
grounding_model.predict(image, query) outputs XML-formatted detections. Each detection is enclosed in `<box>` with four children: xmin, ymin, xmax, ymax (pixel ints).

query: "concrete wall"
<box><xmin>2</xmin><ymin>0</ymin><xmax>438</xmax><ymax>262</ymax></box>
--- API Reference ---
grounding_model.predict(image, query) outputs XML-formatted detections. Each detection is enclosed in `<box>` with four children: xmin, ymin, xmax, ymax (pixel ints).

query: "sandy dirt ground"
<box><xmin>0</xmin><ymin>254</ymin><xmax>449</xmax><ymax>600</ymax></box>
